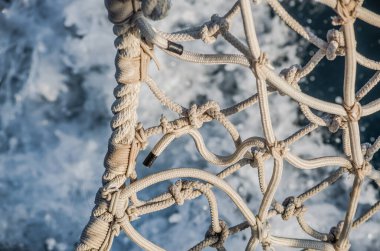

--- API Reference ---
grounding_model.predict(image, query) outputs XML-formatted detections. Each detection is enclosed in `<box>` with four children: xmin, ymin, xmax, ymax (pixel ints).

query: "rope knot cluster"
<box><xmin>326</xmin><ymin>29</ymin><xmax>345</xmax><ymax>60</ymax></box>
<box><xmin>205</xmin><ymin>220</ymin><xmax>229</xmax><ymax>249</ymax></box>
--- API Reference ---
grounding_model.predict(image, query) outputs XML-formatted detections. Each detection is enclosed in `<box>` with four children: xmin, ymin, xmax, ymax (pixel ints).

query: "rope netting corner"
<box><xmin>76</xmin><ymin>0</ymin><xmax>380</xmax><ymax>250</ymax></box>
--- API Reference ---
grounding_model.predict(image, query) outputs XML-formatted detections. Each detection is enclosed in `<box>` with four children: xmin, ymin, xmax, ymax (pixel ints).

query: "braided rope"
<box><xmin>77</xmin><ymin>0</ymin><xmax>380</xmax><ymax>250</ymax></box>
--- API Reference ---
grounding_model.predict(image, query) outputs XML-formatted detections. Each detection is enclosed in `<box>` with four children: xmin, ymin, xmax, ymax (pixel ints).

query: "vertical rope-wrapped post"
<box><xmin>76</xmin><ymin>1</ymin><xmax>150</xmax><ymax>250</ymax></box>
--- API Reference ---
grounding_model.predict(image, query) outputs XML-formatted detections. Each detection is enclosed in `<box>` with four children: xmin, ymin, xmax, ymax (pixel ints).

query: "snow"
<box><xmin>0</xmin><ymin>0</ymin><xmax>378</xmax><ymax>250</ymax></box>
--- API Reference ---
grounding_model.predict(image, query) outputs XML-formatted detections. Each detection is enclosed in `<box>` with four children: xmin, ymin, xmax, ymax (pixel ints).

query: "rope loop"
<box><xmin>326</xmin><ymin>29</ymin><xmax>345</xmax><ymax>60</ymax></box>
<box><xmin>343</xmin><ymin>101</ymin><xmax>362</xmax><ymax>122</ymax></box>
<box><xmin>205</xmin><ymin>220</ymin><xmax>229</xmax><ymax>249</ymax></box>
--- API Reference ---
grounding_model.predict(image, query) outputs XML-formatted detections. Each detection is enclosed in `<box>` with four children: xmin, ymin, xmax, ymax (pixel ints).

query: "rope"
<box><xmin>76</xmin><ymin>0</ymin><xmax>380</xmax><ymax>250</ymax></box>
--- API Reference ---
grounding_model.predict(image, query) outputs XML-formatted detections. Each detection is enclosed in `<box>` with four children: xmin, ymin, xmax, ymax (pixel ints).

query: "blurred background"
<box><xmin>0</xmin><ymin>0</ymin><xmax>379</xmax><ymax>250</ymax></box>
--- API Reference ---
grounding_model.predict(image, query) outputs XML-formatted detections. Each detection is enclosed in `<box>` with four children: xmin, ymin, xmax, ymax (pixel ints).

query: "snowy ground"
<box><xmin>0</xmin><ymin>0</ymin><xmax>379</xmax><ymax>250</ymax></box>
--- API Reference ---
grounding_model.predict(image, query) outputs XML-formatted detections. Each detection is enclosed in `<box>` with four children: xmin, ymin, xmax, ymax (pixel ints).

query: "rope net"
<box><xmin>76</xmin><ymin>0</ymin><xmax>380</xmax><ymax>250</ymax></box>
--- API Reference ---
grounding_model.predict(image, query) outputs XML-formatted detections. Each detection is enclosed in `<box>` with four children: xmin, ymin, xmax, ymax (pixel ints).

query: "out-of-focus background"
<box><xmin>0</xmin><ymin>0</ymin><xmax>379</xmax><ymax>250</ymax></box>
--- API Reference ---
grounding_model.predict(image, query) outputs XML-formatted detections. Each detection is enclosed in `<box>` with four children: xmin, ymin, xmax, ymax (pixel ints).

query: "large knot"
<box><xmin>135</xmin><ymin>122</ymin><xmax>148</xmax><ymax>149</ymax></box>
<box><xmin>344</xmin><ymin>101</ymin><xmax>362</xmax><ymax>122</ymax></box>
<box><xmin>205</xmin><ymin>220</ymin><xmax>229</xmax><ymax>249</ymax></box>
<box><xmin>281</xmin><ymin>196</ymin><xmax>304</xmax><ymax>220</ymax></box>
<box><xmin>188</xmin><ymin>104</ymin><xmax>204</xmax><ymax>129</ymax></box>
<box><xmin>326</xmin><ymin>29</ymin><xmax>345</xmax><ymax>60</ymax></box>
<box><xmin>169</xmin><ymin>180</ymin><xmax>185</xmax><ymax>205</ymax></box>
<box><xmin>141</xmin><ymin>0</ymin><xmax>171</xmax><ymax>21</ymax></box>
<box><xmin>333</xmin><ymin>0</ymin><xmax>359</xmax><ymax>25</ymax></box>
<box><xmin>327</xmin><ymin>115</ymin><xmax>347</xmax><ymax>133</ymax></box>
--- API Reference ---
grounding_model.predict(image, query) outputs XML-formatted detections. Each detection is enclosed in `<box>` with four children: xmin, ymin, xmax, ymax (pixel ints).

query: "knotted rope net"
<box><xmin>76</xmin><ymin>0</ymin><xmax>380</xmax><ymax>250</ymax></box>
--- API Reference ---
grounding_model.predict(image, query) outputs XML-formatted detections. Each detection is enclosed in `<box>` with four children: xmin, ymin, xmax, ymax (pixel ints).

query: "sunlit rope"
<box><xmin>76</xmin><ymin>0</ymin><xmax>380</xmax><ymax>250</ymax></box>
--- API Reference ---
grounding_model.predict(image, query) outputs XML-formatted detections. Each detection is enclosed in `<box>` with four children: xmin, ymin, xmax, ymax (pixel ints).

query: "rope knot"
<box><xmin>141</xmin><ymin>0</ymin><xmax>171</xmax><ymax>21</ymax></box>
<box><xmin>135</xmin><ymin>123</ymin><xmax>148</xmax><ymax>149</ymax></box>
<box><xmin>160</xmin><ymin>115</ymin><xmax>174</xmax><ymax>134</ymax></box>
<box><xmin>211</xmin><ymin>14</ymin><xmax>229</xmax><ymax>32</ymax></box>
<box><xmin>279</xmin><ymin>64</ymin><xmax>301</xmax><ymax>95</ymax></box>
<box><xmin>126</xmin><ymin>206</ymin><xmax>140</xmax><ymax>221</ymax></box>
<box><xmin>326</xmin><ymin>29</ymin><xmax>345</xmax><ymax>60</ymax></box>
<box><xmin>333</xmin><ymin>0</ymin><xmax>359</xmax><ymax>25</ymax></box>
<box><xmin>268</xmin><ymin>141</ymin><xmax>287</xmax><ymax>160</ymax></box>
<box><xmin>328</xmin><ymin>221</ymin><xmax>344</xmax><ymax>243</ymax></box>
<box><xmin>253</xmin><ymin>53</ymin><xmax>269</xmax><ymax>80</ymax></box>
<box><xmin>253</xmin><ymin>218</ymin><xmax>272</xmax><ymax>249</ymax></box>
<box><xmin>327</xmin><ymin>115</ymin><xmax>347</xmax><ymax>133</ymax></box>
<box><xmin>353</xmin><ymin>161</ymin><xmax>372</xmax><ymax>181</ymax></box>
<box><xmin>188</xmin><ymin>104</ymin><xmax>203</xmax><ymax>129</ymax></box>
<box><xmin>169</xmin><ymin>180</ymin><xmax>185</xmax><ymax>205</ymax></box>
<box><xmin>344</xmin><ymin>101</ymin><xmax>362</xmax><ymax>122</ymax></box>
<box><xmin>200</xmin><ymin>14</ymin><xmax>229</xmax><ymax>44</ymax></box>
<box><xmin>281</xmin><ymin>196</ymin><xmax>304</xmax><ymax>220</ymax></box>
<box><xmin>112</xmin><ymin>214</ymin><xmax>130</xmax><ymax>238</ymax></box>
<box><xmin>205</xmin><ymin>220</ymin><xmax>229</xmax><ymax>249</ymax></box>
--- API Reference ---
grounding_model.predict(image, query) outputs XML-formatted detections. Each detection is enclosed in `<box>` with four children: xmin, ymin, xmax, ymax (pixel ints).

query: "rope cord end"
<box><xmin>143</xmin><ymin>152</ymin><xmax>158</xmax><ymax>167</ymax></box>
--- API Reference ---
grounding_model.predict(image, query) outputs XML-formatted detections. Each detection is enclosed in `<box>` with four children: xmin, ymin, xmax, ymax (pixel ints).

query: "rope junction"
<box><xmin>76</xmin><ymin>0</ymin><xmax>380</xmax><ymax>250</ymax></box>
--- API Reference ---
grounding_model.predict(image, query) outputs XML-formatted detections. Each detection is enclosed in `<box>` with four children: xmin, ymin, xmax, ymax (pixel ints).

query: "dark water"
<box><xmin>279</xmin><ymin>0</ymin><xmax>380</xmax><ymax>175</ymax></box>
